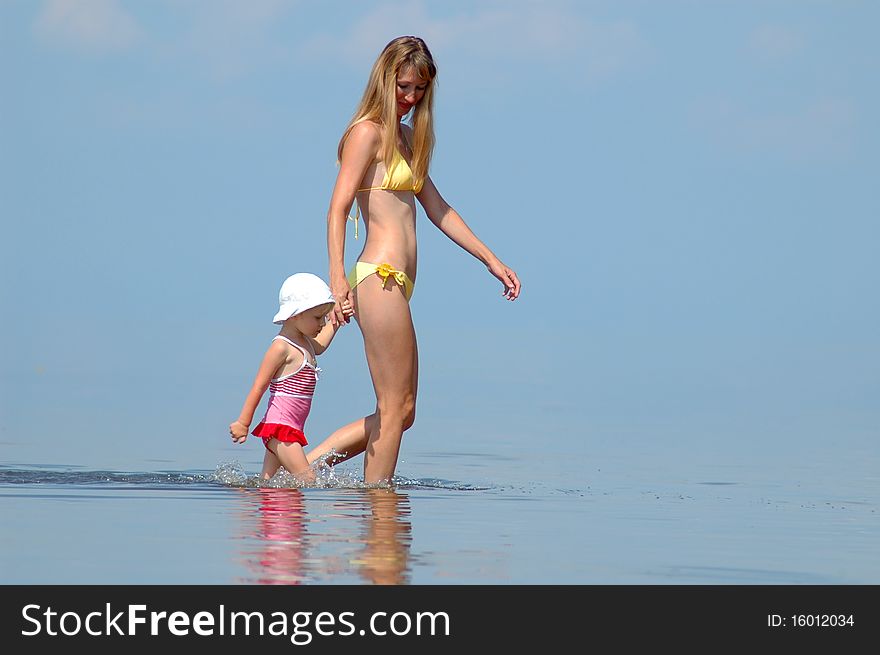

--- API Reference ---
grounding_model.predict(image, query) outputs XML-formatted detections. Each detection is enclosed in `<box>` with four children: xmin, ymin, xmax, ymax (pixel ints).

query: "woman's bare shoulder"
<box><xmin>343</xmin><ymin>120</ymin><xmax>382</xmax><ymax>158</ymax></box>
<box><xmin>348</xmin><ymin>120</ymin><xmax>382</xmax><ymax>142</ymax></box>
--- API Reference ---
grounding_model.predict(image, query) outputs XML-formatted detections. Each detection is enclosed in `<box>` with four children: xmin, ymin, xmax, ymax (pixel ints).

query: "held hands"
<box><xmin>229</xmin><ymin>420</ymin><xmax>249</xmax><ymax>444</ymax></box>
<box><xmin>330</xmin><ymin>280</ymin><xmax>355</xmax><ymax>327</ymax></box>
<box><xmin>330</xmin><ymin>299</ymin><xmax>355</xmax><ymax>326</ymax></box>
<box><xmin>487</xmin><ymin>259</ymin><xmax>521</xmax><ymax>300</ymax></box>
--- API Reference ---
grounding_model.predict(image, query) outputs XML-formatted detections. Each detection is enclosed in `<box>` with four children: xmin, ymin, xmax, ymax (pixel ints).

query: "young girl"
<box><xmin>229</xmin><ymin>273</ymin><xmax>353</xmax><ymax>481</ymax></box>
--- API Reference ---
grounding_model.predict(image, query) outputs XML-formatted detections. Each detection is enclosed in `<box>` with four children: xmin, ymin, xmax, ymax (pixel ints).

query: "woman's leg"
<box><xmin>353</xmin><ymin>276</ymin><xmax>418</xmax><ymax>484</ymax></box>
<box><xmin>306</xmin><ymin>414</ymin><xmax>376</xmax><ymax>466</ymax></box>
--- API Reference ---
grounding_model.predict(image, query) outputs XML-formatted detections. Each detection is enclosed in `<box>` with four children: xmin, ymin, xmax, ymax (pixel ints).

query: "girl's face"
<box><xmin>396</xmin><ymin>66</ymin><xmax>428</xmax><ymax>118</ymax></box>
<box><xmin>292</xmin><ymin>305</ymin><xmax>330</xmax><ymax>338</ymax></box>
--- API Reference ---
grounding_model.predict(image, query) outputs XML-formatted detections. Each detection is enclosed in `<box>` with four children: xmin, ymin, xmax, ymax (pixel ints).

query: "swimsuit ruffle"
<box><xmin>251</xmin><ymin>422</ymin><xmax>308</xmax><ymax>446</ymax></box>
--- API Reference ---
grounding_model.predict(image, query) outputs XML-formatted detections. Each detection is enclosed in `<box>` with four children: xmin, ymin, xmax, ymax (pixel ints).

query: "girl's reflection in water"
<box><xmin>235</xmin><ymin>486</ymin><xmax>412</xmax><ymax>584</ymax></box>
<box><xmin>249</xmin><ymin>488</ymin><xmax>308</xmax><ymax>585</ymax></box>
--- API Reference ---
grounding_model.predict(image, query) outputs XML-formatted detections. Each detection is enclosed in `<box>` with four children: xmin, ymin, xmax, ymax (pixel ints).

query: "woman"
<box><xmin>306</xmin><ymin>36</ymin><xmax>520</xmax><ymax>484</ymax></box>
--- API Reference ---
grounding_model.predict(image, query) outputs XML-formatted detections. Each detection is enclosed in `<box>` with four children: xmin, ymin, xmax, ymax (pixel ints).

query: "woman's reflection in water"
<box><xmin>353</xmin><ymin>488</ymin><xmax>412</xmax><ymax>585</ymax></box>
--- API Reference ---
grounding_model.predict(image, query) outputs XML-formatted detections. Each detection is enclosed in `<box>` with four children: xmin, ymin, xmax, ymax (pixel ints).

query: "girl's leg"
<box><xmin>261</xmin><ymin>448</ymin><xmax>281</xmax><ymax>480</ymax></box>
<box><xmin>306</xmin><ymin>414</ymin><xmax>376</xmax><ymax>466</ymax></box>
<box><xmin>353</xmin><ymin>277</ymin><xmax>418</xmax><ymax>484</ymax></box>
<box><xmin>266</xmin><ymin>439</ymin><xmax>316</xmax><ymax>483</ymax></box>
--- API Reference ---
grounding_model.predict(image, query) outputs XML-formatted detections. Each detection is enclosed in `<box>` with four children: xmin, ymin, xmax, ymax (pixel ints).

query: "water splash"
<box><xmin>211</xmin><ymin>459</ymin><xmax>488</xmax><ymax>491</ymax></box>
<box><xmin>209</xmin><ymin>460</ymin><xmax>365</xmax><ymax>489</ymax></box>
<box><xmin>210</xmin><ymin>462</ymin><xmax>255</xmax><ymax>487</ymax></box>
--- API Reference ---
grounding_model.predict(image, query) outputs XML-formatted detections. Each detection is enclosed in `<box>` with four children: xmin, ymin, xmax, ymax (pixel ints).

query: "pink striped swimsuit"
<box><xmin>251</xmin><ymin>336</ymin><xmax>321</xmax><ymax>448</ymax></box>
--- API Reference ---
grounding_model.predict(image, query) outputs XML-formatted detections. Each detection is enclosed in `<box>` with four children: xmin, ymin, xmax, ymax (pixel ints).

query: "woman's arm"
<box><xmin>417</xmin><ymin>176</ymin><xmax>521</xmax><ymax>300</ymax></box>
<box><xmin>229</xmin><ymin>341</ymin><xmax>288</xmax><ymax>443</ymax></box>
<box><xmin>327</xmin><ymin>122</ymin><xmax>382</xmax><ymax>325</ymax></box>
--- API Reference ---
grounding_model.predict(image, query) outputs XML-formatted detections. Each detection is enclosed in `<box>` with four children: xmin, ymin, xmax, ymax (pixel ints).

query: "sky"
<box><xmin>1</xmin><ymin>0</ymin><xmax>877</xmax><ymax>475</ymax></box>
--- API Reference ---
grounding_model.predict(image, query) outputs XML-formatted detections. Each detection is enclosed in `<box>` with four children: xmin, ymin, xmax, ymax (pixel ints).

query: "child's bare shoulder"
<box><xmin>270</xmin><ymin>337</ymin><xmax>305</xmax><ymax>366</ymax></box>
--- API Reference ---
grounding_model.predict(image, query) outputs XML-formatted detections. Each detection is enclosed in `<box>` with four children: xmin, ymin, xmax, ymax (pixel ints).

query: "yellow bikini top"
<box><xmin>357</xmin><ymin>147</ymin><xmax>424</xmax><ymax>195</ymax></box>
<box><xmin>348</xmin><ymin>144</ymin><xmax>423</xmax><ymax>239</ymax></box>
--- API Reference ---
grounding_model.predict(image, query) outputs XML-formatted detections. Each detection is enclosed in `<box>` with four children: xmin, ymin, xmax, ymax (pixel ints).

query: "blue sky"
<box><xmin>1</xmin><ymin>1</ymin><xmax>877</xmax><ymax>475</ymax></box>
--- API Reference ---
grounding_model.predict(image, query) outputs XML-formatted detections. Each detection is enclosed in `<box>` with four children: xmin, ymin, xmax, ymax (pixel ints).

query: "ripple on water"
<box><xmin>0</xmin><ymin>461</ymin><xmax>492</xmax><ymax>493</ymax></box>
<box><xmin>0</xmin><ymin>466</ymin><xmax>210</xmax><ymax>487</ymax></box>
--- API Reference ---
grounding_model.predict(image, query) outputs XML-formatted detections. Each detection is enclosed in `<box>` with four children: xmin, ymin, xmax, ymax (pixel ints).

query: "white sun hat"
<box><xmin>272</xmin><ymin>273</ymin><xmax>335</xmax><ymax>324</ymax></box>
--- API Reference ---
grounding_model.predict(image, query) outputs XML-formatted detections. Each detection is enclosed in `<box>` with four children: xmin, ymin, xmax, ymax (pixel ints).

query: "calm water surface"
<box><xmin>1</xmin><ymin>449</ymin><xmax>877</xmax><ymax>584</ymax></box>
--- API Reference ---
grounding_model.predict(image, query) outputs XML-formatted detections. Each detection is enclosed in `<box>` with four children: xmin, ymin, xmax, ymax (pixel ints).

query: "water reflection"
<box><xmin>352</xmin><ymin>488</ymin><xmax>413</xmax><ymax>584</ymax></box>
<box><xmin>245</xmin><ymin>488</ymin><xmax>308</xmax><ymax>585</ymax></box>
<box><xmin>233</xmin><ymin>487</ymin><xmax>412</xmax><ymax>584</ymax></box>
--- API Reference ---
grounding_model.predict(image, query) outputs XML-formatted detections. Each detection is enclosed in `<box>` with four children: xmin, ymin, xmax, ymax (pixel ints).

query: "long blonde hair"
<box><xmin>338</xmin><ymin>36</ymin><xmax>437</xmax><ymax>187</ymax></box>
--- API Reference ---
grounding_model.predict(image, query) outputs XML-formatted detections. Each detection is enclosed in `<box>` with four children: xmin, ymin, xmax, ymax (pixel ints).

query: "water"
<box><xmin>1</xmin><ymin>447</ymin><xmax>877</xmax><ymax>584</ymax></box>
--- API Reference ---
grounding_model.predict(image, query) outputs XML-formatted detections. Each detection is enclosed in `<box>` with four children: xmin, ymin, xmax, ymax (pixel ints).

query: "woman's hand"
<box><xmin>487</xmin><ymin>259</ymin><xmax>521</xmax><ymax>300</ymax></box>
<box><xmin>229</xmin><ymin>420</ymin><xmax>249</xmax><ymax>444</ymax></box>
<box><xmin>330</xmin><ymin>279</ymin><xmax>355</xmax><ymax>326</ymax></box>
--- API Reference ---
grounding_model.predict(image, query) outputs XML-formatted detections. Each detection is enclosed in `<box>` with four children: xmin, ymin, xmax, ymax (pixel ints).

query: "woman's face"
<box><xmin>396</xmin><ymin>66</ymin><xmax>428</xmax><ymax>118</ymax></box>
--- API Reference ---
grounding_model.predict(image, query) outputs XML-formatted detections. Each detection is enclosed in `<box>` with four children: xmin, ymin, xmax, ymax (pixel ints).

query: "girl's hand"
<box><xmin>330</xmin><ymin>280</ymin><xmax>354</xmax><ymax>326</ymax></box>
<box><xmin>487</xmin><ymin>259</ymin><xmax>521</xmax><ymax>300</ymax></box>
<box><xmin>229</xmin><ymin>420</ymin><xmax>249</xmax><ymax>444</ymax></box>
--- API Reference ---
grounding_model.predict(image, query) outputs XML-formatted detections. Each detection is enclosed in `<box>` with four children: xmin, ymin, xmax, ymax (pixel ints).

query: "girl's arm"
<box><xmin>417</xmin><ymin>176</ymin><xmax>521</xmax><ymax>300</ymax></box>
<box><xmin>308</xmin><ymin>321</ymin><xmax>341</xmax><ymax>356</ymax></box>
<box><xmin>308</xmin><ymin>302</ymin><xmax>354</xmax><ymax>355</ymax></box>
<box><xmin>327</xmin><ymin>122</ymin><xmax>382</xmax><ymax>326</ymax></box>
<box><xmin>229</xmin><ymin>341</ymin><xmax>288</xmax><ymax>443</ymax></box>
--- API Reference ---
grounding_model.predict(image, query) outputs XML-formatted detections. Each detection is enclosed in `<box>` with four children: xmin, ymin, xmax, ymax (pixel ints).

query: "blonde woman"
<box><xmin>307</xmin><ymin>36</ymin><xmax>521</xmax><ymax>484</ymax></box>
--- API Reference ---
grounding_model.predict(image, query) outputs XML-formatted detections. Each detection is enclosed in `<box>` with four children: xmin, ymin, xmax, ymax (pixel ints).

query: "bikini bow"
<box><xmin>375</xmin><ymin>262</ymin><xmax>407</xmax><ymax>289</ymax></box>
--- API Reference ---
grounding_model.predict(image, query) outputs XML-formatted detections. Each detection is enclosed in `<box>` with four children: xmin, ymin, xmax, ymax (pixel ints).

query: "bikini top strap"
<box><xmin>272</xmin><ymin>335</ymin><xmax>316</xmax><ymax>365</ymax></box>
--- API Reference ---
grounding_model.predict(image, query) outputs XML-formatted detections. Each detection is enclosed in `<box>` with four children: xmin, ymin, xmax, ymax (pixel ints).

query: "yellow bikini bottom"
<box><xmin>348</xmin><ymin>262</ymin><xmax>414</xmax><ymax>301</ymax></box>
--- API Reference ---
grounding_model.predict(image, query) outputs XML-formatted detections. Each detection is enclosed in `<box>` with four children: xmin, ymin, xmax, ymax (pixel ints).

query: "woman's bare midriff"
<box><xmin>355</xmin><ymin>188</ymin><xmax>418</xmax><ymax>282</ymax></box>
